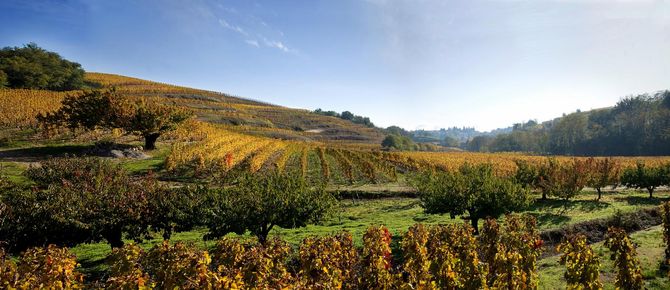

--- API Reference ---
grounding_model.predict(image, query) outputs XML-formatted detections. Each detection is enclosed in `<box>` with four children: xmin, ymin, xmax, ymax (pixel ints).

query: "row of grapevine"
<box><xmin>4</xmin><ymin>213</ymin><xmax>657</xmax><ymax>289</ymax></box>
<box><xmin>166</xmin><ymin>121</ymin><xmax>407</xmax><ymax>184</ymax></box>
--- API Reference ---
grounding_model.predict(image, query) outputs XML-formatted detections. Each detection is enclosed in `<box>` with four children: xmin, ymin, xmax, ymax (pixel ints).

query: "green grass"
<box><xmin>63</xmin><ymin>189</ymin><xmax>668</xmax><ymax>281</ymax></box>
<box><xmin>119</xmin><ymin>146</ymin><xmax>169</xmax><ymax>175</ymax></box>
<box><xmin>0</xmin><ymin>161</ymin><xmax>29</xmax><ymax>184</ymax></box>
<box><xmin>538</xmin><ymin>225</ymin><xmax>670</xmax><ymax>289</ymax></box>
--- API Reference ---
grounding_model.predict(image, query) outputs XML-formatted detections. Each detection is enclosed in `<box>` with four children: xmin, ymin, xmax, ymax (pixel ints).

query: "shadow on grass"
<box><xmin>529</xmin><ymin>198</ymin><xmax>611</xmax><ymax>214</ymax></box>
<box><xmin>77</xmin><ymin>257</ymin><xmax>108</xmax><ymax>282</ymax></box>
<box><xmin>612</xmin><ymin>195</ymin><xmax>670</xmax><ymax>206</ymax></box>
<box><xmin>380</xmin><ymin>200</ymin><xmax>421</xmax><ymax>212</ymax></box>
<box><xmin>529</xmin><ymin>212</ymin><xmax>571</xmax><ymax>228</ymax></box>
<box><xmin>0</xmin><ymin>144</ymin><xmax>93</xmax><ymax>162</ymax></box>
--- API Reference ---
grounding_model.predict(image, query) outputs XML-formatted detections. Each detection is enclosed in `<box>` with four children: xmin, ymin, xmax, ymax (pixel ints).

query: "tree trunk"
<box><xmin>470</xmin><ymin>217</ymin><xmax>480</xmax><ymax>235</ymax></box>
<box><xmin>144</xmin><ymin>133</ymin><xmax>160</xmax><ymax>150</ymax></box>
<box><xmin>648</xmin><ymin>187</ymin><xmax>655</xmax><ymax>198</ymax></box>
<box><xmin>257</xmin><ymin>224</ymin><xmax>273</xmax><ymax>245</ymax></box>
<box><xmin>104</xmin><ymin>229</ymin><xmax>124</xmax><ymax>249</ymax></box>
<box><xmin>596</xmin><ymin>188</ymin><xmax>602</xmax><ymax>201</ymax></box>
<box><xmin>541</xmin><ymin>190</ymin><xmax>547</xmax><ymax>200</ymax></box>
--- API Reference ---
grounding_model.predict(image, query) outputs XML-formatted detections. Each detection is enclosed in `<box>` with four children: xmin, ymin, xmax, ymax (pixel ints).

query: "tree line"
<box><xmin>0</xmin><ymin>157</ymin><xmax>335</xmax><ymax>253</ymax></box>
<box><xmin>466</xmin><ymin>91</ymin><xmax>670</xmax><ymax>156</ymax></box>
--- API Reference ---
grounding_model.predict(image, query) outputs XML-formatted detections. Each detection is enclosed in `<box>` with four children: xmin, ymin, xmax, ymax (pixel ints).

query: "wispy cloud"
<box><xmin>215</xmin><ymin>4</ymin><xmax>296</xmax><ymax>54</ymax></box>
<box><xmin>245</xmin><ymin>39</ymin><xmax>260</xmax><ymax>47</ymax></box>
<box><xmin>218</xmin><ymin>18</ymin><xmax>248</xmax><ymax>36</ymax></box>
<box><xmin>262</xmin><ymin>37</ymin><xmax>290</xmax><ymax>52</ymax></box>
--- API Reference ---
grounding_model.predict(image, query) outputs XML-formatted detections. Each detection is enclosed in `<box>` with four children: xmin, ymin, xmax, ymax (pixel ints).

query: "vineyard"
<box><xmin>0</xmin><ymin>72</ymin><xmax>385</xmax><ymax>143</ymax></box>
<box><xmin>3</xmin><ymin>210</ymin><xmax>670</xmax><ymax>289</ymax></box>
<box><xmin>3</xmin><ymin>71</ymin><xmax>670</xmax><ymax>289</ymax></box>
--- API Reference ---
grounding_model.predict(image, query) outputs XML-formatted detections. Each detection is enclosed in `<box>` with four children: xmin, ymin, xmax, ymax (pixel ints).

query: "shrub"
<box><xmin>427</xmin><ymin>223</ymin><xmax>487</xmax><ymax>289</ymax></box>
<box><xmin>105</xmin><ymin>243</ymin><xmax>153</xmax><ymax>289</ymax></box>
<box><xmin>487</xmin><ymin>214</ymin><xmax>543</xmax><ymax>289</ymax></box>
<box><xmin>210</xmin><ymin>237</ymin><xmax>293</xmax><ymax>288</ymax></box>
<box><xmin>298</xmin><ymin>232</ymin><xmax>360</xmax><ymax>289</ymax></box>
<box><xmin>360</xmin><ymin>225</ymin><xmax>398</xmax><ymax>289</ymax></box>
<box><xmin>662</xmin><ymin>202</ymin><xmax>670</xmax><ymax>273</ymax></box>
<box><xmin>401</xmin><ymin>224</ymin><xmax>434</xmax><ymax>289</ymax></box>
<box><xmin>604</xmin><ymin>227</ymin><xmax>643</xmax><ymax>290</ymax></box>
<box><xmin>142</xmin><ymin>241</ymin><xmax>225</xmax><ymax>289</ymax></box>
<box><xmin>3</xmin><ymin>245</ymin><xmax>85</xmax><ymax>289</ymax></box>
<box><xmin>557</xmin><ymin>234</ymin><xmax>602</xmax><ymax>290</ymax></box>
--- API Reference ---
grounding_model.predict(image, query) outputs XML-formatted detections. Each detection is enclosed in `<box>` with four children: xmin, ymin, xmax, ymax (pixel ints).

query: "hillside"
<box><xmin>0</xmin><ymin>72</ymin><xmax>386</xmax><ymax>143</ymax></box>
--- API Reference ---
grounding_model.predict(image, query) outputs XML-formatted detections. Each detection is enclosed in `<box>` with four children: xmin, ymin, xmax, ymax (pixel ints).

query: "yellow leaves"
<box><xmin>558</xmin><ymin>234</ymin><xmax>603</xmax><ymax>290</ymax></box>
<box><xmin>0</xmin><ymin>88</ymin><xmax>71</xmax><ymax>128</ymax></box>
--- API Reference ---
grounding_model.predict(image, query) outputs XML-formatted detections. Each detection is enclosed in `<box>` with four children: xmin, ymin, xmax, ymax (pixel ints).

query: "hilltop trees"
<box><xmin>0</xmin><ymin>43</ymin><xmax>85</xmax><ymax>91</ymax></box>
<box><xmin>413</xmin><ymin>163</ymin><xmax>531</xmax><ymax>234</ymax></box>
<box><xmin>38</xmin><ymin>89</ymin><xmax>192</xmax><ymax>150</ymax></box>
<box><xmin>472</xmin><ymin>90</ymin><xmax>670</xmax><ymax>156</ymax></box>
<box><xmin>203</xmin><ymin>172</ymin><xmax>336</xmax><ymax>243</ymax></box>
<box><xmin>313</xmin><ymin>108</ymin><xmax>375</xmax><ymax>127</ymax></box>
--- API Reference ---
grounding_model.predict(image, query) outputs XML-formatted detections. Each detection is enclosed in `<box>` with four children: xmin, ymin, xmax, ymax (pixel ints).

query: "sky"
<box><xmin>1</xmin><ymin>0</ymin><xmax>669</xmax><ymax>132</ymax></box>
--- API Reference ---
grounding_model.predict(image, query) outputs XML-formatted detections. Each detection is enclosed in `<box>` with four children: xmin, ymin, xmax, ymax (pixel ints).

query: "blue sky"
<box><xmin>1</xmin><ymin>0</ymin><xmax>669</xmax><ymax>131</ymax></box>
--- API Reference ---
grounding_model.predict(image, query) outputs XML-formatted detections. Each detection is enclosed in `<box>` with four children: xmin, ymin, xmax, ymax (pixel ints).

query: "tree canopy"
<box><xmin>0</xmin><ymin>43</ymin><xmax>85</xmax><ymax>91</ymax></box>
<box><xmin>38</xmin><ymin>89</ymin><xmax>192</xmax><ymax>150</ymax></box>
<box><xmin>413</xmin><ymin>163</ymin><xmax>531</xmax><ymax>233</ymax></box>
<box><xmin>203</xmin><ymin>172</ymin><xmax>336</xmax><ymax>243</ymax></box>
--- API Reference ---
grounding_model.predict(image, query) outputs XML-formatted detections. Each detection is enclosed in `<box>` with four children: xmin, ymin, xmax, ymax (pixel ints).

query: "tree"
<box><xmin>381</xmin><ymin>134</ymin><xmax>416</xmax><ymax>151</ymax></box>
<box><xmin>38</xmin><ymin>89</ymin><xmax>192</xmax><ymax>150</ymax></box>
<box><xmin>115</xmin><ymin>99</ymin><xmax>192</xmax><ymax>149</ymax></box>
<box><xmin>466</xmin><ymin>135</ymin><xmax>493</xmax><ymax>152</ymax></box>
<box><xmin>203</xmin><ymin>172</ymin><xmax>336</xmax><ymax>243</ymax></box>
<box><xmin>413</xmin><ymin>163</ymin><xmax>531</xmax><ymax>234</ymax></box>
<box><xmin>442</xmin><ymin>136</ymin><xmax>459</xmax><ymax>147</ymax></box>
<box><xmin>621</xmin><ymin>161</ymin><xmax>667</xmax><ymax>198</ymax></box>
<box><xmin>340</xmin><ymin>111</ymin><xmax>354</xmax><ymax>121</ymax></box>
<box><xmin>0</xmin><ymin>43</ymin><xmax>85</xmax><ymax>91</ymax></box>
<box><xmin>586</xmin><ymin>158</ymin><xmax>621</xmax><ymax>200</ymax></box>
<box><xmin>543</xmin><ymin>158</ymin><xmax>590</xmax><ymax>201</ymax></box>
